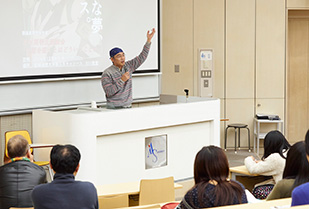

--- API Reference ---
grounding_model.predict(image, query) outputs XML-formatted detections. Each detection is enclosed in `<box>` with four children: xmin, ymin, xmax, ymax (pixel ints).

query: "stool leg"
<box><xmin>225</xmin><ymin>127</ymin><xmax>228</xmax><ymax>151</ymax></box>
<box><xmin>234</xmin><ymin>128</ymin><xmax>237</xmax><ymax>153</ymax></box>
<box><xmin>238</xmin><ymin>128</ymin><xmax>241</xmax><ymax>150</ymax></box>
<box><xmin>247</xmin><ymin>127</ymin><xmax>251</xmax><ymax>152</ymax></box>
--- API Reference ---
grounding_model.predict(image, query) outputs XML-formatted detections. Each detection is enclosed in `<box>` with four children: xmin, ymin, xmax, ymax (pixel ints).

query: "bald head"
<box><xmin>7</xmin><ymin>135</ymin><xmax>29</xmax><ymax>158</ymax></box>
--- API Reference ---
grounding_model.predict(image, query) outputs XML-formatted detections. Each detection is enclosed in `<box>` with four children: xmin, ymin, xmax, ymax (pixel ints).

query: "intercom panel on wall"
<box><xmin>198</xmin><ymin>49</ymin><xmax>213</xmax><ymax>97</ymax></box>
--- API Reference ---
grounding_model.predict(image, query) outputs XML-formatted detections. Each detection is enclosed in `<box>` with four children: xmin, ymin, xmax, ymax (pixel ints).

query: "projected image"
<box><xmin>22</xmin><ymin>0</ymin><xmax>104</xmax><ymax>69</ymax></box>
<box><xmin>0</xmin><ymin>0</ymin><xmax>158</xmax><ymax>79</ymax></box>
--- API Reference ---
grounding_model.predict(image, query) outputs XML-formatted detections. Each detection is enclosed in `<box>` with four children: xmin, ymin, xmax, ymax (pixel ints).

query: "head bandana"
<box><xmin>109</xmin><ymin>47</ymin><xmax>123</xmax><ymax>58</ymax></box>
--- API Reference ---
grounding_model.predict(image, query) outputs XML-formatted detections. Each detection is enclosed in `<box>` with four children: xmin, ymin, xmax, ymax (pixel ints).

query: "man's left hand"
<box><xmin>147</xmin><ymin>28</ymin><xmax>156</xmax><ymax>43</ymax></box>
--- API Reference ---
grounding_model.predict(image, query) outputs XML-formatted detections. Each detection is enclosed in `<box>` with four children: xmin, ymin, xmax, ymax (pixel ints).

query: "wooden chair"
<box><xmin>139</xmin><ymin>176</ymin><xmax>175</xmax><ymax>206</ymax></box>
<box><xmin>98</xmin><ymin>194</ymin><xmax>129</xmax><ymax>209</ymax></box>
<box><xmin>137</xmin><ymin>205</ymin><xmax>162</xmax><ymax>209</ymax></box>
<box><xmin>120</xmin><ymin>204</ymin><xmax>162</xmax><ymax>209</ymax></box>
<box><xmin>4</xmin><ymin>130</ymin><xmax>53</xmax><ymax>179</ymax></box>
<box><xmin>10</xmin><ymin>208</ymin><xmax>34</xmax><ymax>209</ymax></box>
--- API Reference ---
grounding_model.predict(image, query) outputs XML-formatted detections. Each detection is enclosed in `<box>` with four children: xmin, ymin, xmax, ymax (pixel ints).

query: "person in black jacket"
<box><xmin>32</xmin><ymin>144</ymin><xmax>98</xmax><ymax>209</ymax></box>
<box><xmin>0</xmin><ymin>135</ymin><xmax>46</xmax><ymax>209</ymax></box>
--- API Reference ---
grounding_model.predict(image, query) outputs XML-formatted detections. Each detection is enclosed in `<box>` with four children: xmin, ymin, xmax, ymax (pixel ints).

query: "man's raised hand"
<box><xmin>147</xmin><ymin>28</ymin><xmax>156</xmax><ymax>43</ymax></box>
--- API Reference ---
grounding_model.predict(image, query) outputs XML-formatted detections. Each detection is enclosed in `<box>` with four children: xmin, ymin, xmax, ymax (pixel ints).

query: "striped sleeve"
<box><xmin>126</xmin><ymin>42</ymin><xmax>151</xmax><ymax>72</ymax></box>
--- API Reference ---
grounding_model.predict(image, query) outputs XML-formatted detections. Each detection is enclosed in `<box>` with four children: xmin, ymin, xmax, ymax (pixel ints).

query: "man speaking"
<box><xmin>101</xmin><ymin>28</ymin><xmax>156</xmax><ymax>109</ymax></box>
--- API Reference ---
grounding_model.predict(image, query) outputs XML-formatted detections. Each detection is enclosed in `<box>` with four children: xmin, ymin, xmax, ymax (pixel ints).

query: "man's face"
<box><xmin>111</xmin><ymin>52</ymin><xmax>125</xmax><ymax>68</ymax></box>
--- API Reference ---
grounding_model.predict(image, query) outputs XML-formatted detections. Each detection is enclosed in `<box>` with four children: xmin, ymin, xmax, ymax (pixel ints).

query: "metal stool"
<box><xmin>224</xmin><ymin>123</ymin><xmax>251</xmax><ymax>153</ymax></box>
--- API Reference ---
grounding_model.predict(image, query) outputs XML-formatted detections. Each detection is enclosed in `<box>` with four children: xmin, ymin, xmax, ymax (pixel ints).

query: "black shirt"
<box><xmin>0</xmin><ymin>160</ymin><xmax>46</xmax><ymax>209</ymax></box>
<box><xmin>32</xmin><ymin>173</ymin><xmax>98</xmax><ymax>209</ymax></box>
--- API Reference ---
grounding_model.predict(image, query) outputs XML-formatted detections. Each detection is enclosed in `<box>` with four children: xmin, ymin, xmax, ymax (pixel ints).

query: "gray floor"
<box><xmin>225</xmin><ymin>149</ymin><xmax>260</xmax><ymax>167</ymax></box>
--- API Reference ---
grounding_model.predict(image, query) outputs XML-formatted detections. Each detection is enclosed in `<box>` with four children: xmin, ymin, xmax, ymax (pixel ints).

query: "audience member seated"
<box><xmin>244</xmin><ymin>130</ymin><xmax>290</xmax><ymax>199</ymax></box>
<box><xmin>32</xmin><ymin>144</ymin><xmax>98</xmax><ymax>209</ymax></box>
<box><xmin>267</xmin><ymin>141</ymin><xmax>309</xmax><ymax>200</ymax></box>
<box><xmin>0</xmin><ymin>135</ymin><xmax>46</xmax><ymax>209</ymax></box>
<box><xmin>176</xmin><ymin>145</ymin><xmax>247</xmax><ymax>209</ymax></box>
<box><xmin>292</xmin><ymin>130</ymin><xmax>309</xmax><ymax>206</ymax></box>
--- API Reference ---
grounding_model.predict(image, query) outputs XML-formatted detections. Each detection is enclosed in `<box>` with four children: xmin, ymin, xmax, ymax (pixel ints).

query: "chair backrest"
<box><xmin>123</xmin><ymin>204</ymin><xmax>162</xmax><ymax>209</ymax></box>
<box><xmin>5</xmin><ymin>130</ymin><xmax>33</xmax><ymax>159</ymax></box>
<box><xmin>10</xmin><ymin>208</ymin><xmax>34</xmax><ymax>209</ymax></box>
<box><xmin>139</xmin><ymin>176</ymin><xmax>175</xmax><ymax>206</ymax></box>
<box><xmin>98</xmin><ymin>194</ymin><xmax>129</xmax><ymax>209</ymax></box>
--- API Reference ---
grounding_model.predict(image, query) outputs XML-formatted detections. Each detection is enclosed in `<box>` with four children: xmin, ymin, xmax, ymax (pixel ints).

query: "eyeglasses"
<box><xmin>114</xmin><ymin>53</ymin><xmax>125</xmax><ymax>59</ymax></box>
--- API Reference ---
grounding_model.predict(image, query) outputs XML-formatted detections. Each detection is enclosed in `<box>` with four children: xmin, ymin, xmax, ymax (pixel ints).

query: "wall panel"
<box><xmin>226</xmin><ymin>0</ymin><xmax>255</xmax><ymax>99</ymax></box>
<box><xmin>193</xmin><ymin>0</ymin><xmax>225</xmax><ymax>98</ymax></box>
<box><xmin>161</xmin><ymin>0</ymin><xmax>194</xmax><ymax>96</ymax></box>
<box><xmin>288</xmin><ymin>0</ymin><xmax>309</xmax><ymax>8</ymax></box>
<box><xmin>256</xmin><ymin>0</ymin><xmax>285</xmax><ymax>99</ymax></box>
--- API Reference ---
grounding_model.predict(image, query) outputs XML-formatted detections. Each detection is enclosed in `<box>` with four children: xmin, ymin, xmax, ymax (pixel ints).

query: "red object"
<box><xmin>161</xmin><ymin>202</ymin><xmax>179</xmax><ymax>209</ymax></box>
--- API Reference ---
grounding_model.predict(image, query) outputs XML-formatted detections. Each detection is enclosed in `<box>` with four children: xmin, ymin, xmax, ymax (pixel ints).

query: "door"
<box><xmin>287</xmin><ymin>11</ymin><xmax>309</xmax><ymax>143</ymax></box>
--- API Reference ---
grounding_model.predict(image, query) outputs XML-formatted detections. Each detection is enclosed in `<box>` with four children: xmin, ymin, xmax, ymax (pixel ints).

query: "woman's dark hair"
<box><xmin>192</xmin><ymin>146</ymin><xmax>244</xmax><ymax>207</ymax></box>
<box><xmin>50</xmin><ymin>144</ymin><xmax>81</xmax><ymax>174</ymax></box>
<box><xmin>262</xmin><ymin>130</ymin><xmax>291</xmax><ymax>160</ymax></box>
<box><xmin>305</xmin><ymin>130</ymin><xmax>309</xmax><ymax>155</ymax></box>
<box><xmin>282</xmin><ymin>141</ymin><xmax>309</xmax><ymax>189</ymax></box>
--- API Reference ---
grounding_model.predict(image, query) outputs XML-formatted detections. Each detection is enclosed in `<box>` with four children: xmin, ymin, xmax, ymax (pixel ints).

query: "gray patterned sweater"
<box><xmin>101</xmin><ymin>42</ymin><xmax>151</xmax><ymax>108</ymax></box>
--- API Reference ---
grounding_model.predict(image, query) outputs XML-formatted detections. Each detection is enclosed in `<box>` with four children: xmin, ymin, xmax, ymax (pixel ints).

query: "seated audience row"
<box><xmin>3</xmin><ymin>130</ymin><xmax>309</xmax><ymax>208</ymax></box>
<box><xmin>243</xmin><ymin>129</ymin><xmax>309</xmax><ymax>207</ymax></box>
<box><xmin>0</xmin><ymin>135</ymin><xmax>98</xmax><ymax>209</ymax></box>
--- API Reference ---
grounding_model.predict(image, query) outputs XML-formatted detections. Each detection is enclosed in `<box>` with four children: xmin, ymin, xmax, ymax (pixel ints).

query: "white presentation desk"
<box><xmin>32</xmin><ymin>95</ymin><xmax>220</xmax><ymax>185</ymax></box>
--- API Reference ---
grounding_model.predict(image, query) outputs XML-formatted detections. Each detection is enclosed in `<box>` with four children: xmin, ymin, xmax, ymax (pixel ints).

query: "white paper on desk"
<box><xmin>245</xmin><ymin>189</ymin><xmax>263</xmax><ymax>203</ymax></box>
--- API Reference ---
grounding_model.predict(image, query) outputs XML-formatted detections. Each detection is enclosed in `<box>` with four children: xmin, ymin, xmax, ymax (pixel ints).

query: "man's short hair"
<box><xmin>50</xmin><ymin>144</ymin><xmax>81</xmax><ymax>174</ymax></box>
<box><xmin>7</xmin><ymin>135</ymin><xmax>29</xmax><ymax>158</ymax></box>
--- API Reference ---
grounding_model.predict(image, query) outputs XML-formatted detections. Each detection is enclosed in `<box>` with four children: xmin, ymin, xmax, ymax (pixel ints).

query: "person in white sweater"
<box><xmin>244</xmin><ymin>130</ymin><xmax>290</xmax><ymax>199</ymax></box>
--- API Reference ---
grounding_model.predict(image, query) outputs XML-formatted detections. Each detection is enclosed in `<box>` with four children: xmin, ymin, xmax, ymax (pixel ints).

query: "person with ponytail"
<box><xmin>176</xmin><ymin>146</ymin><xmax>247</xmax><ymax>209</ymax></box>
<box><xmin>244</xmin><ymin>130</ymin><xmax>290</xmax><ymax>199</ymax></box>
<box><xmin>267</xmin><ymin>141</ymin><xmax>309</xmax><ymax>200</ymax></box>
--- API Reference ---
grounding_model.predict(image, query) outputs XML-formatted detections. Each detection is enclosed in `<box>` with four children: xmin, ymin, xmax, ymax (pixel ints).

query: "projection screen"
<box><xmin>0</xmin><ymin>0</ymin><xmax>159</xmax><ymax>81</ymax></box>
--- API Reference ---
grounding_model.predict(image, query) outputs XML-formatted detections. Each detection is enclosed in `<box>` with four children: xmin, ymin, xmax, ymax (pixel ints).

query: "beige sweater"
<box><xmin>244</xmin><ymin>153</ymin><xmax>286</xmax><ymax>184</ymax></box>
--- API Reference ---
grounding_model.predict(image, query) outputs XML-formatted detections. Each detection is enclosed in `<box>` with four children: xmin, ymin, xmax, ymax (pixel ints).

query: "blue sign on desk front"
<box><xmin>145</xmin><ymin>134</ymin><xmax>167</xmax><ymax>169</ymax></box>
